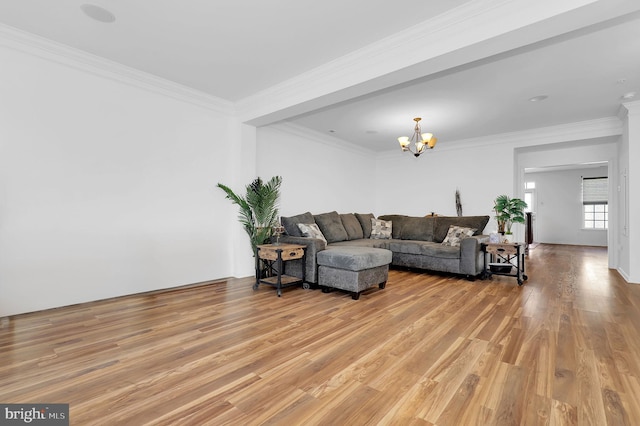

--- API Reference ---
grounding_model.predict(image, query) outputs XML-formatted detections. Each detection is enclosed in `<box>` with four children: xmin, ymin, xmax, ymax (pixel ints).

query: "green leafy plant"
<box><xmin>493</xmin><ymin>195</ymin><xmax>528</xmax><ymax>234</ymax></box>
<box><xmin>217</xmin><ymin>176</ymin><xmax>283</xmax><ymax>254</ymax></box>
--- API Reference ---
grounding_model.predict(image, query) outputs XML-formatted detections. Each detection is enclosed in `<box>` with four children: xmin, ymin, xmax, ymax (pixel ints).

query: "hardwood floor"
<box><xmin>2</xmin><ymin>244</ymin><xmax>640</xmax><ymax>425</ymax></box>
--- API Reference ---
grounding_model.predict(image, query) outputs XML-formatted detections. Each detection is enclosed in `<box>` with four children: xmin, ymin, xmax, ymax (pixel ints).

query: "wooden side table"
<box><xmin>254</xmin><ymin>243</ymin><xmax>307</xmax><ymax>297</ymax></box>
<box><xmin>481</xmin><ymin>242</ymin><xmax>528</xmax><ymax>286</ymax></box>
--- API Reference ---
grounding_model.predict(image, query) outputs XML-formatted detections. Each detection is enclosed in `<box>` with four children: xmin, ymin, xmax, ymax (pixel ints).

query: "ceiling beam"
<box><xmin>237</xmin><ymin>0</ymin><xmax>639</xmax><ymax>127</ymax></box>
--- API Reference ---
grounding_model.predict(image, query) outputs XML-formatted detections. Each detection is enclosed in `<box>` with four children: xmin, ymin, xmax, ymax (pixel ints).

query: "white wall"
<box><xmin>3</xmin><ymin>40</ymin><xmax>637</xmax><ymax>318</ymax></box>
<box><xmin>619</xmin><ymin>101</ymin><xmax>640</xmax><ymax>283</ymax></box>
<box><xmin>516</xmin><ymin>138</ymin><xmax>619</xmax><ymax>261</ymax></box>
<box><xmin>0</xmin><ymin>45</ymin><xmax>238</xmax><ymax>316</ymax></box>
<box><xmin>525</xmin><ymin>167</ymin><xmax>608</xmax><ymax>246</ymax></box>
<box><xmin>375</xmin><ymin>126</ymin><xmax>622</xmax><ymax>248</ymax></box>
<box><xmin>374</xmin><ymin>142</ymin><xmax>513</xmax><ymax>232</ymax></box>
<box><xmin>627</xmin><ymin>103</ymin><xmax>640</xmax><ymax>283</ymax></box>
<box><xmin>256</xmin><ymin>124</ymin><xmax>377</xmax><ymax>217</ymax></box>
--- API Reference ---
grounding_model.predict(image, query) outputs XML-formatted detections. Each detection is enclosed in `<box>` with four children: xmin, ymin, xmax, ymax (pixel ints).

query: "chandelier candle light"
<box><xmin>398</xmin><ymin>117</ymin><xmax>437</xmax><ymax>157</ymax></box>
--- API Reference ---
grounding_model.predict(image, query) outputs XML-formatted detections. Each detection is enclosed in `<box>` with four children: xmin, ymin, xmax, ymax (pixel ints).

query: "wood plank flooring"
<box><xmin>2</xmin><ymin>244</ymin><xmax>640</xmax><ymax>425</ymax></box>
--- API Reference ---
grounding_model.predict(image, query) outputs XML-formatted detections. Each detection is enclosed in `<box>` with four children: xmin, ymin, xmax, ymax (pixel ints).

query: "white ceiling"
<box><xmin>291</xmin><ymin>14</ymin><xmax>640</xmax><ymax>150</ymax></box>
<box><xmin>1</xmin><ymin>1</ymin><xmax>639</xmax><ymax>151</ymax></box>
<box><xmin>0</xmin><ymin>0</ymin><xmax>468</xmax><ymax>101</ymax></box>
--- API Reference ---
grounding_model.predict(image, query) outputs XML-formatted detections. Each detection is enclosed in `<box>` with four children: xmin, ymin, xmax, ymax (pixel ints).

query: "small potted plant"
<box><xmin>217</xmin><ymin>176</ymin><xmax>283</xmax><ymax>255</ymax></box>
<box><xmin>493</xmin><ymin>195</ymin><xmax>528</xmax><ymax>241</ymax></box>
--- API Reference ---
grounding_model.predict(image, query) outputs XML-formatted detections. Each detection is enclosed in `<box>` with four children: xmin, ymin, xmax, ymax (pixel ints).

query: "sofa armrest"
<box><xmin>460</xmin><ymin>235</ymin><xmax>489</xmax><ymax>275</ymax></box>
<box><xmin>274</xmin><ymin>235</ymin><xmax>327</xmax><ymax>284</ymax></box>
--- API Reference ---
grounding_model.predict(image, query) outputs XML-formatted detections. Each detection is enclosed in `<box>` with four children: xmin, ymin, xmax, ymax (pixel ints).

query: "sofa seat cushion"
<box><xmin>329</xmin><ymin>239</ymin><xmax>389</xmax><ymax>249</ymax></box>
<box><xmin>317</xmin><ymin>247</ymin><xmax>392</xmax><ymax>272</ymax></box>
<box><xmin>389</xmin><ymin>240</ymin><xmax>460</xmax><ymax>259</ymax></box>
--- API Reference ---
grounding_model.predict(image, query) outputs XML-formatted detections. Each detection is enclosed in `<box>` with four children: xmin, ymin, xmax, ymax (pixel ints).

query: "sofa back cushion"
<box><xmin>281</xmin><ymin>212</ymin><xmax>315</xmax><ymax>237</ymax></box>
<box><xmin>433</xmin><ymin>216</ymin><xmax>490</xmax><ymax>243</ymax></box>
<box><xmin>340</xmin><ymin>213</ymin><xmax>364</xmax><ymax>240</ymax></box>
<box><xmin>399</xmin><ymin>216</ymin><xmax>435</xmax><ymax>241</ymax></box>
<box><xmin>355</xmin><ymin>213</ymin><xmax>375</xmax><ymax>238</ymax></box>
<box><xmin>314</xmin><ymin>211</ymin><xmax>349</xmax><ymax>243</ymax></box>
<box><xmin>377</xmin><ymin>214</ymin><xmax>408</xmax><ymax>239</ymax></box>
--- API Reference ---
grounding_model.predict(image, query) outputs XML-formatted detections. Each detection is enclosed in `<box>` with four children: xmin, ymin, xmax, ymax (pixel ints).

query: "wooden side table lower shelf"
<box><xmin>254</xmin><ymin>243</ymin><xmax>307</xmax><ymax>297</ymax></box>
<box><xmin>481</xmin><ymin>242</ymin><xmax>528</xmax><ymax>286</ymax></box>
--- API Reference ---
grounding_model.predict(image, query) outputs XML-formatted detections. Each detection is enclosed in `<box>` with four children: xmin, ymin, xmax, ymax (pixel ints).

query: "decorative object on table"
<box><xmin>397</xmin><ymin>117</ymin><xmax>437</xmax><ymax>157</ymax></box>
<box><xmin>272</xmin><ymin>224</ymin><xmax>285</xmax><ymax>245</ymax></box>
<box><xmin>217</xmin><ymin>175</ymin><xmax>283</xmax><ymax>255</ymax></box>
<box><xmin>455</xmin><ymin>188</ymin><xmax>463</xmax><ymax>216</ymax></box>
<box><xmin>489</xmin><ymin>232</ymin><xmax>501</xmax><ymax>244</ymax></box>
<box><xmin>492</xmin><ymin>195</ymin><xmax>528</xmax><ymax>235</ymax></box>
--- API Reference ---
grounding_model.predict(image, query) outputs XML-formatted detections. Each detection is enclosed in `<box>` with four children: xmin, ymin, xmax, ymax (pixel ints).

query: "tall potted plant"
<box><xmin>493</xmin><ymin>195</ymin><xmax>528</xmax><ymax>236</ymax></box>
<box><xmin>217</xmin><ymin>176</ymin><xmax>283</xmax><ymax>255</ymax></box>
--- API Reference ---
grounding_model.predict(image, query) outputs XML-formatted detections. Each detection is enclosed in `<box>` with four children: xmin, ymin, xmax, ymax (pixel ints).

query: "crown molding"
<box><xmin>377</xmin><ymin>116</ymin><xmax>623</xmax><ymax>159</ymax></box>
<box><xmin>237</xmin><ymin>0</ymin><xmax>598</xmax><ymax>125</ymax></box>
<box><xmin>0</xmin><ymin>24</ymin><xmax>235</xmax><ymax>115</ymax></box>
<box><xmin>266</xmin><ymin>122</ymin><xmax>376</xmax><ymax>157</ymax></box>
<box><xmin>448</xmin><ymin>116</ymin><xmax>622</xmax><ymax>151</ymax></box>
<box><xmin>620</xmin><ymin>100</ymin><xmax>640</xmax><ymax>117</ymax></box>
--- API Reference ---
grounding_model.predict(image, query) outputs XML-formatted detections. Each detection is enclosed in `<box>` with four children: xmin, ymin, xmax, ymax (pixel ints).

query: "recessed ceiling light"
<box><xmin>80</xmin><ymin>4</ymin><xmax>116</xmax><ymax>23</ymax></box>
<box><xmin>622</xmin><ymin>92</ymin><xmax>636</xmax><ymax>100</ymax></box>
<box><xmin>529</xmin><ymin>95</ymin><xmax>548</xmax><ymax>102</ymax></box>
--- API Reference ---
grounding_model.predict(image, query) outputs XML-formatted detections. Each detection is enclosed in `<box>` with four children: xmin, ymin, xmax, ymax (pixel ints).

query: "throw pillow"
<box><xmin>441</xmin><ymin>225</ymin><xmax>476</xmax><ymax>247</ymax></box>
<box><xmin>297</xmin><ymin>223</ymin><xmax>327</xmax><ymax>245</ymax></box>
<box><xmin>370</xmin><ymin>218</ymin><xmax>392</xmax><ymax>239</ymax></box>
<box><xmin>281</xmin><ymin>212</ymin><xmax>315</xmax><ymax>237</ymax></box>
<box><xmin>433</xmin><ymin>216</ymin><xmax>490</xmax><ymax>242</ymax></box>
<box><xmin>377</xmin><ymin>214</ymin><xmax>407</xmax><ymax>239</ymax></box>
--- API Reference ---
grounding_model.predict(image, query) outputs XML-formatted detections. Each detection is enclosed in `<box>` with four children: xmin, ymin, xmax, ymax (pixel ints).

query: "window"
<box><xmin>582</xmin><ymin>177</ymin><xmax>608</xmax><ymax>229</ymax></box>
<box><xmin>524</xmin><ymin>181</ymin><xmax>535</xmax><ymax>213</ymax></box>
<box><xmin>584</xmin><ymin>204</ymin><xmax>608</xmax><ymax>229</ymax></box>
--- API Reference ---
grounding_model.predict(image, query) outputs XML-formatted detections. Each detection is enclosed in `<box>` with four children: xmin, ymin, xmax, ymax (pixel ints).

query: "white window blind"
<box><xmin>582</xmin><ymin>177</ymin><xmax>608</xmax><ymax>205</ymax></box>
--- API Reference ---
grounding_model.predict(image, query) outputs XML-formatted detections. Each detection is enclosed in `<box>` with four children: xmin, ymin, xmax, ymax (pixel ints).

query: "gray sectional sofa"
<box><xmin>278</xmin><ymin>211</ymin><xmax>490</xmax><ymax>284</ymax></box>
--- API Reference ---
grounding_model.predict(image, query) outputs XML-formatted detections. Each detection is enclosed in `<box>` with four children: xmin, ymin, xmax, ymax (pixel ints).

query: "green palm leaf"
<box><xmin>217</xmin><ymin>176</ymin><xmax>282</xmax><ymax>255</ymax></box>
<box><xmin>493</xmin><ymin>195</ymin><xmax>528</xmax><ymax>233</ymax></box>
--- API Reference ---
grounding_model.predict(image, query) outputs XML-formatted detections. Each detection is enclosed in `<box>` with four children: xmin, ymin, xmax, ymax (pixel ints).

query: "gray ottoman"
<box><xmin>317</xmin><ymin>247</ymin><xmax>392</xmax><ymax>300</ymax></box>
